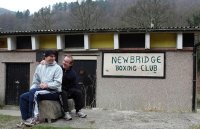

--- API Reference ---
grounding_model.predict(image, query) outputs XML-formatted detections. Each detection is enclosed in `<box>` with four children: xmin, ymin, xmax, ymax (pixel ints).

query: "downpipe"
<box><xmin>193</xmin><ymin>42</ymin><xmax>200</xmax><ymax>112</ymax></box>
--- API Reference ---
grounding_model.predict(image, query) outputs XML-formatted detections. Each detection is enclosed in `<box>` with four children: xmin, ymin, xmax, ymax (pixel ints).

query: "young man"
<box><xmin>39</xmin><ymin>54</ymin><xmax>87</xmax><ymax>120</ymax></box>
<box><xmin>17</xmin><ymin>50</ymin><xmax>63</xmax><ymax>127</ymax></box>
<box><xmin>61</xmin><ymin>55</ymin><xmax>87</xmax><ymax>120</ymax></box>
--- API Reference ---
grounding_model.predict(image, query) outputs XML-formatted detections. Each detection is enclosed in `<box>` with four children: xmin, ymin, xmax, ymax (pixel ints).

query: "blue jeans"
<box><xmin>19</xmin><ymin>88</ymin><xmax>59</xmax><ymax>120</ymax></box>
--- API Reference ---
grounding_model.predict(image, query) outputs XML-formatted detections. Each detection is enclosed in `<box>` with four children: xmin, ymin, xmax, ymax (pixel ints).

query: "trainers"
<box><xmin>64</xmin><ymin>112</ymin><xmax>72</xmax><ymax>121</ymax></box>
<box><xmin>16</xmin><ymin>121</ymin><xmax>25</xmax><ymax>127</ymax></box>
<box><xmin>76</xmin><ymin>111</ymin><xmax>87</xmax><ymax>118</ymax></box>
<box><xmin>24</xmin><ymin>117</ymin><xmax>39</xmax><ymax>126</ymax></box>
<box><xmin>34</xmin><ymin>117</ymin><xmax>40</xmax><ymax>124</ymax></box>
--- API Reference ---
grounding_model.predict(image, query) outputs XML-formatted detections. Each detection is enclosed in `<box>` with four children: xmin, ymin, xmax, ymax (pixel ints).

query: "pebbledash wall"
<box><xmin>97</xmin><ymin>51</ymin><xmax>193</xmax><ymax>111</ymax></box>
<box><xmin>0</xmin><ymin>27</ymin><xmax>199</xmax><ymax>112</ymax></box>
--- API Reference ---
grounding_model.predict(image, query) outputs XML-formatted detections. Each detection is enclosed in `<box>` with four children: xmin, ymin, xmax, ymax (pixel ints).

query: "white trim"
<box><xmin>177</xmin><ymin>33</ymin><xmax>183</xmax><ymax>49</ymax></box>
<box><xmin>84</xmin><ymin>34</ymin><xmax>90</xmax><ymax>49</ymax></box>
<box><xmin>145</xmin><ymin>33</ymin><xmax>150</xmax><ymax>49</ymax></box>
<box><xmin>114</xmin><ymin>33</ymin><xmax>119</xmax><ymax>49</ymax></box>
<box><xmin>57</xmin><ymin>35</ymin><xmax>65</xmax><ymax>50</ymax></box>
<box><xmin>73</xmin><ymin>56</ymin><xmax>97</xmax><ymax>60</ymax></box>
<box><xmin>7</xmin><ymin>37</ymin><xmax>16</xmax><ymax>50</ymax></box>
<box><xmin>31</xmin><ymin>36</ymin><xmax>39</xmax><ymax>50</ymax></box>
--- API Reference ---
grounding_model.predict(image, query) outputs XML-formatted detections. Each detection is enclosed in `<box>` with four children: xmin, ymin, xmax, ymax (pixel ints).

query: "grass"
<box><xmin>31</xmin><ymin>125</ymin><xmax>74</xmax><ymax>129</ymax></box>
<box><xmin>0</xmin><ymin>114</ymin><xmax>20</xmax><ymax>128</ymax></box>
<box><xmin>191</xmin><ymin>125</ymin><xmax>200</xmax><ymax>129</ymax></box>
<box><xmin>0</xmin><ymin>114</ymin><xmax>88</xmax><ymax>129</ymax></box>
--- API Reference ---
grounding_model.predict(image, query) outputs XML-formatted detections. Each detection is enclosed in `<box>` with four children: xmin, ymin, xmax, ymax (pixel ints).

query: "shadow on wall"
<box><xmin>197</xmin><ymin>72</ymin><xmax>200</xmax><ymax>108</ymax></box>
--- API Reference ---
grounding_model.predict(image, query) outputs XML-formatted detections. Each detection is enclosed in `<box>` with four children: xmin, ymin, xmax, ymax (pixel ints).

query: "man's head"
<box><xmin>62</xmin><ymin>54</ymin><xmax>74</xmax><ymax>69</ymax></box>
<box><xmin>44</xmin><ymin>50</ymin><xmax>56</xmax><ymax>64</ymax></box>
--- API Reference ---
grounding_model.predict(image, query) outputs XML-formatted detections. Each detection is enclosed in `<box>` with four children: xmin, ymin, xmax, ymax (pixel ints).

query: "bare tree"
<box><xmin>14</xmin><ymin>10</ymin><xmax>32</xmax><ymax>31</ymax></box>
<box><xmin>69</xmin><ymin>0</ymin><xmax>102</xmax><ymax>29</ymax></box>
<box><xmin>103</xmin><ymin>0</ymin><xmax>136</xmax><ymax>28</ymax></box>
<box><xmin>31</xmin><ymin>6</ymin><xmax>56</xmax><ymax>30</ymax></box>
<box><xmin>187</xmin><ymin>11</ymin><xmax>200</xmax><ymax>26</ymax></box>
<box><xmin>121</xmin><ymin>0</ymin><xmax>172</xmax><ymax>28</ymax></box>
<box><xmin>2</xmin><ymin>0</ymin><xmax>200</xmax><ymax>31</ymax></box>
<box><xmin>0</xmin><ymin>13</ymin><xmax>17</xmax><ymax>31</ymax></box>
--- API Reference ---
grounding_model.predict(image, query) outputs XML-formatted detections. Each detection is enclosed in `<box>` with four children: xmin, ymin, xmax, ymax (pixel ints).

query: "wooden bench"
<box><xmin>39</xmin><ymin>99</ymin><xmax>74</xmax><ymax>123</ymax></box>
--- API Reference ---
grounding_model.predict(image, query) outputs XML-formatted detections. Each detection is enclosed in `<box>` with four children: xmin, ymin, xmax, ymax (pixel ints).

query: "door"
<box><xmin>73</xmin><ymin>60</ymin><xmax>96</xmax><ymax>107</ymax></box>
<box><xmin>6</xmin><ymin>63</ymin><xmax>30</xmax><ymax>105</ymax></box>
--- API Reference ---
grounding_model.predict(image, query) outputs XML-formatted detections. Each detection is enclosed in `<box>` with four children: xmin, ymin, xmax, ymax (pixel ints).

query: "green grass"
<box><xmin>0</xmin><ymin>114</ymin><xmax>19</xmax><ymax>121</ymax></box>
<box><xmin>32</xmin><ymin>125</ymin><xmax>74</xmax><ymax>129</ymax></box>
<box><xmin>0</xmin><ymin>114</ymin><xmax>20</xmax><ymax>128</ymax></box>
<box><xmin>32</xmin><ymin>125</ymin><xmax>89</xmax><ymax>129</ymax></box>
<box><xmin>191</xmin><ymin>125</ymin><xmax>200</xmax><ymax>129</ymax></box>
<box><xmin>0</xmin><ymin>114</ymin><xmax>87</xmax><ymax>129</ymax></box>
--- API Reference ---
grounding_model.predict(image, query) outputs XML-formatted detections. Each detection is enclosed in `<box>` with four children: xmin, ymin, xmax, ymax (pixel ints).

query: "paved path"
<box><xmin>1</xmin><ymin>108</ymin><xmax>200</xmax><ymax>129</ymax></box>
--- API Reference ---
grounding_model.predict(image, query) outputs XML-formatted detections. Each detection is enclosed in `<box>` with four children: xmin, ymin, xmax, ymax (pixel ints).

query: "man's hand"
<box><xmin>40</xmin><ymin>60</ymin><xmax>46</xmax><ymax>65</ymax></box>
<box><xmin>40</xmin><ymin>82</ymin><xmax>48</xmax><ymax>89</ymax></box>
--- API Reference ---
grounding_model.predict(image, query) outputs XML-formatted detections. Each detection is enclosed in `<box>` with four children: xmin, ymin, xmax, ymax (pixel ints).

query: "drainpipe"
<box><xmin>193</xmin><ymin>42</ymin><xmax>200</xmax><ymax>112</ymax></box>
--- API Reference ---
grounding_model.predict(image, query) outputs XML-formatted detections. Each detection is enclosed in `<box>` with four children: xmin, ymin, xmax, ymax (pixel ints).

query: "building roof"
<box><xmin>1</xmin><ymin>26</ymin><xmax>200</xmax><ymax>36</ymax></box>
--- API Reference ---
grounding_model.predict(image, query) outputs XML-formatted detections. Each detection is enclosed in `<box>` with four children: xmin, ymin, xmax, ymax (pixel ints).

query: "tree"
<box><xmin>14</xmin><ymin>10</ymin><xmax>31</xmax><ymax>31</ymax></box>
<box><xmin>24</xmin><ymin>9</ymin><xmax>30</xmax><ymax>18</ymax></box>
<box><xmin>0</xmin><ymin>13</ymin><xmax>18</xmax><ymax>31</ymax></box>
<box><xmin>2</xmin><ymin>0</ymin><xmax>200</xmax><ymax>31</ymax></box>
<box><xmin>31</xmin><ymin>6</ymin><xmax>55</xmax><ymax>30</ymax></box>
<box><xmin>187</xmin><ymin>11</ymin><xmax>200</xmax><ymax>26</ymax></box>
<box><xmin>69</xmin><ymin>0</ymin><xmax>103</xmax><ymax>29</ymax></box>
<box><xmin>121</xmin><ymin>0</ymin><xmax>172</xmax><ymax>28</ymax></box>
<box><xmin>16</xmin><ymin>11</ymin><xmax>23</xmax><ymax>18</ymax></box>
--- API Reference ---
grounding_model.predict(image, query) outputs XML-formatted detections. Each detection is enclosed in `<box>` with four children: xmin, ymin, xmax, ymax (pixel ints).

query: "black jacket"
<box><xmin>61</xmin><ymin>66</ymin><xmax>78</xmax><ymax>91</ymax></box>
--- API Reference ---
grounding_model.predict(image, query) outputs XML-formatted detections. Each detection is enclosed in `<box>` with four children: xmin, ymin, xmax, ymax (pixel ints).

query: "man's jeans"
<box><xmin>19</xmin><ymin>88</ymin><xmax>59</xmax><ymax>120</ymax></box>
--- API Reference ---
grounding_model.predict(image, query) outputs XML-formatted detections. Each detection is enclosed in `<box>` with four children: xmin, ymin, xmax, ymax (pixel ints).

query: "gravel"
<box><xmin>1</xmin><ymin>108</ymin><xmax>200</xmax><ymax>129</ymax></box>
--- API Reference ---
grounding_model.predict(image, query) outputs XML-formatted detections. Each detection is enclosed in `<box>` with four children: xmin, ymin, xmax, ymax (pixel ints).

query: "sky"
<box><xmin>0</xmin><ymin>0</ymin><xmax>81</xmax><ymax>14</ymax></box>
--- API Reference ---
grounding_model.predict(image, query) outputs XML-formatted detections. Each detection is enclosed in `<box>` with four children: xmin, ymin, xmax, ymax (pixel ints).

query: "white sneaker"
<box><xmin>64</xmin><ymin>112</ymin><xmax>72</xmax><ymax>121</ymax></box>
<box><xmin>16</xmin><ymin>121</ymin><xmax>25</xmax><ymax>127</ymax></box>
<box><xmin>76</xmin><ymin>111</ymin><xmax>87</xmax><ymax>118</ymax></box>
<box><xmin>24</xmin><ymin>117</ymin><xmax>39</xmax><ymax>126</ymax></box>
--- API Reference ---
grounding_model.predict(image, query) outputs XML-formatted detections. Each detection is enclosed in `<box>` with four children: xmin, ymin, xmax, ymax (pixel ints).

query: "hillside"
<box><xmin>0</xmin><ymin>8</ymin><xmax>14</xmax><ymax>15</ymax></box>
<box><xmin>0</xmin><ymin>0</ymin><xmax>200</xmax><ymax>31</ymax></box>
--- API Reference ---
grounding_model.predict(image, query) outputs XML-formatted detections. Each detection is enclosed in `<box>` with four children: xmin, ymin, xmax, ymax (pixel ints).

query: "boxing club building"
<box><xmin>0</xmin><ymin>27</ymin><xmax>199</xmax><ymax>112</ymax></box>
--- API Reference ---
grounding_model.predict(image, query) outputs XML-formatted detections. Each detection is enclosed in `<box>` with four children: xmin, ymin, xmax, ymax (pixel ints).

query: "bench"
<box><xmin>39</xmin><ymin>99</ymin><xmax>74</xmax><ymax>123</ymax></box>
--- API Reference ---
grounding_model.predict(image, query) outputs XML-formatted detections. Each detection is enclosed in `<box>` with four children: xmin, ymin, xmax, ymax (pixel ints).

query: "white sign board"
<box><xmin>103</xmin><ymin>53</ymin><xmax>165</xmax><ymax>78</ymax></box>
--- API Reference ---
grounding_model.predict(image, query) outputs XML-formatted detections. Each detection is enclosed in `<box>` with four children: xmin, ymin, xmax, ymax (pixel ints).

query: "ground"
<box><xmin>1</xmin><ymin>108</ymin><xmax>200</xmax><ymax>129</ymax></box>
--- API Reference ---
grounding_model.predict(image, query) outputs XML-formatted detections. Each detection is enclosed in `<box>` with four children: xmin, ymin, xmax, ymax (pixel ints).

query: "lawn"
<box><xmin>30</xmin><ymin>125</ymin><xmax>74</xmax><ymax>129</ymax></box>
<box><xmin>192</xmin><ymin>126</ymin><xmax>200</xmax><ymax>129</ymax></box>
<box><xmin>0</xmin><ymin>114</ymin><xmax>20</xmax><ymax>128</ymax></box>
<box><xmin>0</xmin><ymin>114</ymin><xmax>85</xmax><ymax>129</ymax></box>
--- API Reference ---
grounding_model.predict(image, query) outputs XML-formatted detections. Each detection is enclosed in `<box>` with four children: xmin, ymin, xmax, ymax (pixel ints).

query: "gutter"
<box><xmin>193</xmin><ymin>42</ymin><xmax>200</xmax><ymax>112</ymax></box>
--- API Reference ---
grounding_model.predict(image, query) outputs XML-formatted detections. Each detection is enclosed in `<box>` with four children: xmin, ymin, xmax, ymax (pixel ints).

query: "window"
<box><xmin>119</xmin><ymin>34</ymin><xmax>145</xmax><ymax>48</ymax></box>
<box><xmin>65</xmin><ymin>35</ymin><xmax>84</xmax><ymax>48</ymax></box>
<box><xmin>183</xmin><ymin>33</ymin><xmax>194</xmax><ymax>47</ymax></box>
<box><xmin>16</xmin><ymin>36</ymin><xmax>31</xmax><ymax>49</ymax></box>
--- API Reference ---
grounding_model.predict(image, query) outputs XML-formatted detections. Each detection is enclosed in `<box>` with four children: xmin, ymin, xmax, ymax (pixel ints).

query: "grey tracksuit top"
<box><xmin>30</xmin><ymin>61</ymin><xmax>63</xmax><ymax>92</ymax></box>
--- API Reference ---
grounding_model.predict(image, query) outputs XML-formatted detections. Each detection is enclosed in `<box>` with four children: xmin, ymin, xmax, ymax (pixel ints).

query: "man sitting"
<box><xmin>61</xmin><ymin>55</ymin><xmax>87</xmax><ymax>120</ymax></box>
<box><xmin>17</xmin><ymin>50</ymin><xmax>63</xmax><ymax>127</ymax></box>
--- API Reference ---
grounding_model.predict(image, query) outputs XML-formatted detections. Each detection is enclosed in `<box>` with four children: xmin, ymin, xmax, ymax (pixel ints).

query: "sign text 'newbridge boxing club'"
<box><xmin>103</xmin><ymin>53</ymin><xmax>165</xmax><ymax>78</ymax></box>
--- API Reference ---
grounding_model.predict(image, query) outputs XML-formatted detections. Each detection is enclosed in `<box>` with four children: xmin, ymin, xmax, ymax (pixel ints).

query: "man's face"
<box><xmin>63</xmin><ymin>56</ymin><xmax>72</xmax><ymax>69</ymax></box>
<box><xmin>45</xmin><ymin>54</ymin><xmax>56</xmax><ymax>64</ymax></box>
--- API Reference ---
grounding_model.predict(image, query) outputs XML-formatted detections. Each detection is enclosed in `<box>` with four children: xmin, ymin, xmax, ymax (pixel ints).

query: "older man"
<box><xmin>61</xmin><ymin>55</ymin><xmax>87</xmax><ymax>120</ymax></box>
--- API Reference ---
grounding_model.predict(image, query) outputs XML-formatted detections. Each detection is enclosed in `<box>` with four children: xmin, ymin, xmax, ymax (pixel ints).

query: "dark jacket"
<box><xmin>61</xmin><ymin>66</ymin><xmax>78</xmax><ymax>91</ymax></box>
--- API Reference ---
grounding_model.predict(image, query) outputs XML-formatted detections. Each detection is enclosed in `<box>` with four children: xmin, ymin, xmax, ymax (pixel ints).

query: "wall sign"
<box><xmin>102</xmin><ymin>52</ymin><xmax>165</xmax><ymax>78</ymax></box>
